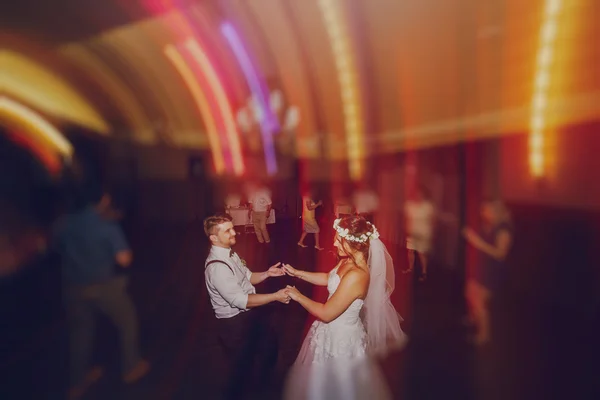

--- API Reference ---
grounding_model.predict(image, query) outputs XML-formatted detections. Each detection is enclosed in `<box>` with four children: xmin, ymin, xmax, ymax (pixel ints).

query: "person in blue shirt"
<box><xmin>53</xmin><ymin>190</ymin><xmax>149</xmax><ymax>399</ymax></box>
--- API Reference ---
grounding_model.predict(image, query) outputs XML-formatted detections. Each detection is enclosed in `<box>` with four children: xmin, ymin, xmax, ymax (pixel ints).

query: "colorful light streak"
<box><xmin>529</xmin><ymin>0</ymin><xmax>562</xmax><ymax>178</ymax></box>
<box><xmin>6</xmin><ymin>130</ymin><xmax>62</xmax><ymax>176</ymax></box>
<box><xmin>185</xmin><ymin>39</ymin><xmax>245</xmax><ymax>176</ymax></box>
<box><xmin>2</xmin><ymin>50</ymin><xmax>110</xmax><ymax>135</ymax></box>
<box><xmin>221</xmin><ymin>22</ymin><xmax>278</xmax><ymax>175</ymax></box>
<box><xmin>0</xmin><ymin>96</ymin><xmax>73</xmax><ymax>159</ymax></box>
<box><xmin>164</xmin><ymin>44</ymin><xmax>226</xmax><ymax>174</ymax></box>
<box><xmin>221</xmin><ymin>22</ymin><xmax>279</xmax><ymax>134</ymax></box>
<box><xmin>318</xmin><ymin>0</ymin><xmax>364</xmax><ymax>181</ymax></box>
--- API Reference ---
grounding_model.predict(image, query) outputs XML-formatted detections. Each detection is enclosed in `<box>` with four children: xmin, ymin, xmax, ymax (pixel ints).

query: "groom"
<box><xmin>203</xmin><ymin>213</ymin><xmax>289</xmax><ymax>399</ymax></box>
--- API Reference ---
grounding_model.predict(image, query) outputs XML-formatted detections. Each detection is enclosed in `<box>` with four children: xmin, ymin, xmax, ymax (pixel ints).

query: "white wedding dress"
<box><xmin>284</xmin><ymin>266</ymin><xmax>392</xmax><ymax>400</ymax></box>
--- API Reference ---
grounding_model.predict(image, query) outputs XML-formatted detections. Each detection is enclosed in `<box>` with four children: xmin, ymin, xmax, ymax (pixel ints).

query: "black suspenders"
<box><xmin>206</xmin><ymin>258</ymin><xmax>251</xmax><ymax>287</ymax></box>
<box><xmin>205</xmin><ymin>259</ymin><xmax>235</xmax><ymax>274</ymax></box>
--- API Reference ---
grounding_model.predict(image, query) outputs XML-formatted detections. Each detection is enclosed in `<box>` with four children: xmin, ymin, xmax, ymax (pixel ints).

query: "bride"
<box><xmin>282</xmin><ymin>216</ymin><xmax>407</xmax><ymax>399</ymax></box>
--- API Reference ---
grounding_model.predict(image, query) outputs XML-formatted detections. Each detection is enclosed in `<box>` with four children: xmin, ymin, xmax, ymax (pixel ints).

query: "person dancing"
<box><xmin>463</xmin><ymin>199</ymin><xmax>513</xmax><ymax>345</ymax></box>
<box><xmin>404</xmin><ymin>186</ymin><xmax>435</xmax><ymax>282</ymax></box>
<box><xmin>203</xmin><ymin>214</ymin><xmax>289</xmax><ymax>398</ymax></box>
<box><xmin>297</xmin><ymin>191</ymin><xmax>323</xmax><ymax>250</ymax></box>
<box><xmin>283</xmin><ymin>216</ymin><xmax>407</xmax><ymax>399</ymax></box>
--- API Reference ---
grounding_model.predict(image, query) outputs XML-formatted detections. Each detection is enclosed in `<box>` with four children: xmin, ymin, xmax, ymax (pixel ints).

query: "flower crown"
<box><xmin>333</xmin><ymin>218</ymin><xmax>380</xmax><ymax>243</ymax></box>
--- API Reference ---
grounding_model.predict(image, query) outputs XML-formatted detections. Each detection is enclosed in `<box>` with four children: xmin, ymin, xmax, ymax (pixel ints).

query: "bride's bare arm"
<box><xmin>285</xmin><ymin>269</ymin><xmax>368</xmax><ymax>323</ymax></box>
<box><xmin>283</xmin><ymin>264</ymin><xmax>328</xmax><ymax>286</ymax></box>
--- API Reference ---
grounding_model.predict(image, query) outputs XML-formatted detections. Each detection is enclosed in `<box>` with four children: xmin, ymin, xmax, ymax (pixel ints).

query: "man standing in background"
<box><xmin>53</xmin><ymin>190</ymin><xmax>149</xmax><ymax>399</ymax></box>
<box><xmin>404</xmin><ymin>186</ymin><xmax>436</xmax><ymax>282</ymax></box>
<box><xmin>246</xmin><ymin>183</ymin><xmax>272</xmax><ymax>244</ymax></box>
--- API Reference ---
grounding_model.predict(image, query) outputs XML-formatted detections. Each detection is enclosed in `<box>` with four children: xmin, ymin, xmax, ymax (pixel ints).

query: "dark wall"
<box><xmin>507</xmin><ymin>203</ymin><xmax>600</xmax><ymax>313</ymax></box>
<box><xmin>497</xmin><ymin>120</ymin><xmax>600</xmax><ymax>315</ymax></box>
<box><xmin>0</xmin><ymin>132</ymin><xmax>58</xmax><ymax>228</ymax></box>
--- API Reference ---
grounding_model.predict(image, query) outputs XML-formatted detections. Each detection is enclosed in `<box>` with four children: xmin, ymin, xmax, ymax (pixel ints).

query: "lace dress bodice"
<box><xmin>295</xmin><ymin>267</ymin><xmax>367</xmax><ymax>364</ymax></box>
<box><xmin>326</xmin><ymin>268</ymin><xmax>364</xmax><ymax>328</ymax></box>
<box><xmin>285</xmin><ymin>267</ymin><xmax>393</xmax><ymax>400</ymax></box>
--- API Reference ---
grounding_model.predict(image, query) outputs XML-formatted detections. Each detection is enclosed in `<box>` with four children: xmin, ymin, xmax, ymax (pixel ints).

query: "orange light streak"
<box><xmin>185</xmin><ymin>39</ymin><xmax>245</xmax><ymax>176</ymax></box>
<box><xmin>164</xmin><ymin>44</ymin><xmax>225</xmax><ymax>174</ymax></box>
<box><xmin>0</xmin><ymin>96</ymin><xmax>73</xmax><ymax>160</ymax></box>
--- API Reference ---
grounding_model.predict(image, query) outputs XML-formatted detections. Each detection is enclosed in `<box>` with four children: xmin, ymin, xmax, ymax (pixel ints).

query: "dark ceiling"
<box><xmin>0</xmin><ymin>0</ymin><xmax>183</xmax><ymax>44</ymax></box>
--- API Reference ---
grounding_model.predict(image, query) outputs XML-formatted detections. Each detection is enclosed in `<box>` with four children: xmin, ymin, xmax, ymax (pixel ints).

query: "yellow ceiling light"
<box><xmin>0</xmin><ymin>50</ymin><xmax>109</xmax><ymax>134</ymax></box>
<box><xmin>529</xmin><ymin>0</ymin><xmax>563</xmax><ymax>178</ymax></box>
<box><xmin>0</xmin><ymin>96</ymin><xmax>73</xmax><ymax>159</ymax></box>
<box><xmin>318</xmin><ymin>0</ymin><xmax>365</xmax><ymax>181</ymax></box>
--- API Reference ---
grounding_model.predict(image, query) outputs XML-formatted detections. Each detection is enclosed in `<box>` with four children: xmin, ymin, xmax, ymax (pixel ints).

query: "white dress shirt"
<box><xmin>248</xmin><ymin>188</ymin><xmax>272</xmax><ymax>212</ymax></box>
<box><xmin>205</xmin><ymin>246</ymin><xmax>256</xmax><ymax>319</ymax></box>
<box><xmin>405</xmin><ymin>200</ymin><xmax>435</xmax><ymax>238</ymax></box>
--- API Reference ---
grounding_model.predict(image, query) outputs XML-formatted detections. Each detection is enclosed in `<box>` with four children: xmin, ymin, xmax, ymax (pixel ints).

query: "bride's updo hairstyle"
<box><xmin>335</xmin><ymin>215</ymin><xmax>376</xmax><ymax>265</ymax></box>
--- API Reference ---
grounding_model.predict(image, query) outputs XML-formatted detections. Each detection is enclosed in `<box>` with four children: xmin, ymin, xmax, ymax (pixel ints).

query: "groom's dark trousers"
<box><xmin>217</xmin><ymin>306</ymin><xmax>278</xmax><ymax>399</ymax></box>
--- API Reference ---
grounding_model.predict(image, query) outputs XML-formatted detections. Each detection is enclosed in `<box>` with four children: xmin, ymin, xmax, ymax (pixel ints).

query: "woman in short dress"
<box><xmin>298</xmin><ymin>191</ymin><xmax>324</xmax><ymax>250</ymax></box>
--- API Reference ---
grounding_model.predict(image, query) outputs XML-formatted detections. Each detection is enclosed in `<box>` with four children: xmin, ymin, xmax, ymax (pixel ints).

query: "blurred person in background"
<box><xmin>404</xmin><ymin>186</ymin><xmax>436</xmax><ymax>282</ymax></box>
<box><xmin>352</xmin><ymin>182</ymin><xmax>379</xmax><ymax>223</ymax></box>
<box><xmin>463</xmin><ymin>199</ymin><xmax>513</xmax><ymax>345</ymax></box>
<box><xmin>297</xmin><ymin>189</ymin><xmax>324</xmax><ymax>250</ymax></box>
<box><xmin>246</xmin><ymin>182</ymin><xmax>273</xmax><ymax>244</ymax></box>
<box><xmin>52</xmin><ymin>189</ymin><xmax>149</xmax><ymax>399</ymax></box>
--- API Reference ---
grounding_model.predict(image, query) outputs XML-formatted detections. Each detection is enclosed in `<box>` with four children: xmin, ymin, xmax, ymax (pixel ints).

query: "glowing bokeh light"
<box><xmin>1</xmin><ymin>50</ymin><xmax>109</xmax><ymax>134</ymax></box>
<box><xmin>221</xmin><ymin>22</ymin><xmax>278</xmax><ymax>175</ymax></box>
<box><xmin>6</xmin><ymin>130</ymin><xmax>62</xmax><ymax>175</ymax></box>
<box><xmin>164</xmin><ymin>44</ymin><xmax>226</xmax><ymax>174</ymax></box>
<box><xmin>0</xmin><ymin>96</ymin><xmax>73</xmax><ymax>159</ymax></box>
<box><xmin>185</xmin><ymin>39</ymin><xmax>245</xmax><ymax>176</ymax></box>
<box><xmin>529</xmin><ymin>0</ymin><xmax>562</xmax><ymax>178</ymax></box>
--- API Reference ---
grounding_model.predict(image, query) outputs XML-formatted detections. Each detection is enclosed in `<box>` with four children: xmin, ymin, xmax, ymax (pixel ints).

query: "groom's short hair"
<box><xmin>203</xmin><ymin>213</ymin><xmax>233</xmax><ymax>237</ymax></box>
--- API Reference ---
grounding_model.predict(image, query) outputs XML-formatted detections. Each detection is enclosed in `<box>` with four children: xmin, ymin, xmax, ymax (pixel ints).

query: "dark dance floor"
<box><xmin>1</xmin><ymin>217</ymin><xmax>597</xmax><ymax>399</ymax></box>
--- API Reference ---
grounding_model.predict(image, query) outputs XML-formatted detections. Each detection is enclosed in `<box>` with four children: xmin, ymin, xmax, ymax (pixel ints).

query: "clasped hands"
<box><xmin>267</xmin><ymin>262</ymin><xmax>303</xmax><ymax>305</ymax></box>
